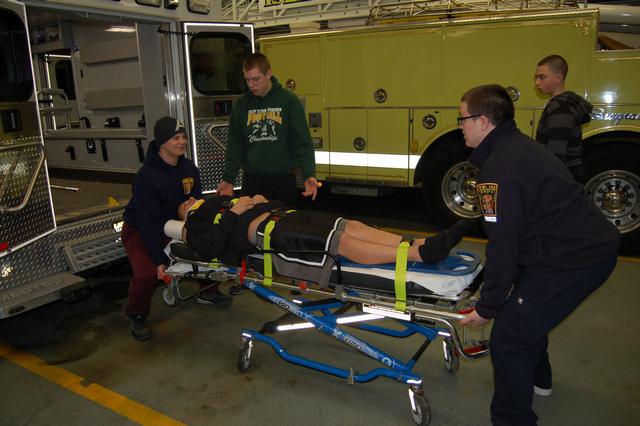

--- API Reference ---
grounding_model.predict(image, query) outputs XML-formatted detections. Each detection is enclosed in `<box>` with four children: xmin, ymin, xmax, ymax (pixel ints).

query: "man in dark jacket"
<box><xmin>122</xmin><ymin>116</ymin><xmax>202</xmax><ymax>341</ymax></box>
<box><xmin>216</xmin><ymin>53</ymin><xmax>318</xmax><ymax>205</ymax></box>
<box><xmin>457</xmin><ymin>85</ymin><xmax>619</xmax><ymax>425</ymax></box>
<box><xmin>534</xmin><ymin>54</ymin><xmax>593</xmax><ymax>182</ymax></box>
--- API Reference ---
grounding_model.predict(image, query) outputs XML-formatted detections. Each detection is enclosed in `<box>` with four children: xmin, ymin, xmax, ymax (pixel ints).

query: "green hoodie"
<box><xmin>223</xmin><ymin>76</ymin><xmax>315</xmax><ymax>183</ymax></box>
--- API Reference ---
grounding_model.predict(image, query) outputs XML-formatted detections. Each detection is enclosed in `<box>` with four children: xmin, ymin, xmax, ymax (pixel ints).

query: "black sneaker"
<box><xmin>130</xmin><ymin>315</ymin><xmax>152</xmax><ymax>341</ymax></box>
<box><xmin>196</xmin><ymin>291</ymin><xmax>232</xmax><ymax>307</ymax></box>
<box><xmin>419</xmin><ymin>220</ymin><xmax>468</xmax><ymax>263</ymax></box>
<box><xmin>229</xmin><ymin>285</ymin><xmax>246</xmax><ymax>296</ymax></box>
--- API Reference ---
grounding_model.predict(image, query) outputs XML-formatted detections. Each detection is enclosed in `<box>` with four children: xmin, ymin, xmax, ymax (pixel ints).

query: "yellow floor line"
<box><xmin>0</xmin><ymin>341</ymin><xmax>185</xmax><ymax>426</ymax></box>
<box><xmin>619</xmin><ymin>255</ymin><xmax>640</xmax><ymax>263</ymax></box>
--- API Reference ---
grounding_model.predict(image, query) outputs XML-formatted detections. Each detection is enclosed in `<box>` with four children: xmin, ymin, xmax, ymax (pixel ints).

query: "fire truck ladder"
<box><xmin>367</xmin><ymin>0</ymin><xmax>583</xmax><ymax>25</ymax></box>
<box><xmin>222</xmin><ymin>0</ymin><xmax>584</xmax><ymax>28</ymax></box>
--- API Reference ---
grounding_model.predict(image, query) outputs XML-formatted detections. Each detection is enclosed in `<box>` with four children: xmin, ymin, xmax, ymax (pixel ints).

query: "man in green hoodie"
<box><xmin>217</xmin><ymin>53</ymin><xmax>318</xmax><ymax>206</ymax></box>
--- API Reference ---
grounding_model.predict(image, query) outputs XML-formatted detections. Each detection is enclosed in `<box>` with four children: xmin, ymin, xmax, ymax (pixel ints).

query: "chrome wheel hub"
<box><xmin>441</xmin><ymin>161</ymin><xmax>481</xmax><ymax>219</ymax></box>
<box><xmin>585</xmin><ymin>170</ymin><xmax>640</xmax><ymax>234</ymax></box>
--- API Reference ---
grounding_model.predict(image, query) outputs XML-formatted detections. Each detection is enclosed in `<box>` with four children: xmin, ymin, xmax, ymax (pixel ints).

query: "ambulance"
<box><xmin>0</xmin><ymin>0</ymin><xmax>254</xmax><ymax>317</ymax></box>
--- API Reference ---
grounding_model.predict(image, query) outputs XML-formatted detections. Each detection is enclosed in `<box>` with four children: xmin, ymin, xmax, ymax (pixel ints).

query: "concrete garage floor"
<box><xmin>0</xmin><ymin>239</ymin><xmax>639</xmax><ymax>426</ymax></box>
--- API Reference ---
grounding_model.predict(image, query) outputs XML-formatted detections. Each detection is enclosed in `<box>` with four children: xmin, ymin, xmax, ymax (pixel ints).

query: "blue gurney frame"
<box><xmin>164</xmin><ymin>247</ymin><xmax>488</xmax><ymax>426</ymax></box>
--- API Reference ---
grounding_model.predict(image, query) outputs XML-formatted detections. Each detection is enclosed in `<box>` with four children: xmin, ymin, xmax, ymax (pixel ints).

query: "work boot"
<box><xmin>130</xmin><ymin>315</ymin><xmax>152</xmax><ymax>341</ymax></box>
<box><xmin>419</xmin><ymin>220</ymin><xmax>467</xmax><ymax>263</ymax></box>
<box><xmin>196</xmin><ymin>288</ymin><xmax>232</xmax><ymax>307</ymax></box>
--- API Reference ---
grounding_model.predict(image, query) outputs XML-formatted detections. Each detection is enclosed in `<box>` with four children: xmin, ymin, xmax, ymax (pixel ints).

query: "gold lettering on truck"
<box><xmin>263</xmin><ymin>0</ymin><xmax>311</xmax><ymax>7</ymax></box>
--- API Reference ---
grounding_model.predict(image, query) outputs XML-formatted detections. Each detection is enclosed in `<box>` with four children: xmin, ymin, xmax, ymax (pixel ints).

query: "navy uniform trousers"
<box><xmin>490</xmin><ymin>254</ymin><xmax>617</xmax><ymax>426</ymax></box>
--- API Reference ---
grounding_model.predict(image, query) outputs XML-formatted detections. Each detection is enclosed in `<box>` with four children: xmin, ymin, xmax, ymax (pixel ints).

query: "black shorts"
<box><xmin>255</xmin><ymin>210</ymin><xmax>347</xmax><ymax>287</ymax></box>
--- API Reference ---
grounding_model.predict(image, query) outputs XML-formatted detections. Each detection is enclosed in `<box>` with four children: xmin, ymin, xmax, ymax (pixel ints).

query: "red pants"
<box><xmin>122</xmin><ymin>222</ymin><xmax>167</xmax><ymax>317</ymax></box>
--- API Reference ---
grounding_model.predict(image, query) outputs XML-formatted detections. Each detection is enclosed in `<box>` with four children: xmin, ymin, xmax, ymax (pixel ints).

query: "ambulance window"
<box><xmin>55</xmin><ymin>60</ymin><xmax>76</xmax><ymax>100</ymax></box>
<box><xmin>189</xmin><ymin>32</ymin><xmax>252</xmax><ymax>96</ymax></box>
<box><xmin>0</xmin><ymin>9</ymin><xmax>33</xmax><ymax>102</ymax></box>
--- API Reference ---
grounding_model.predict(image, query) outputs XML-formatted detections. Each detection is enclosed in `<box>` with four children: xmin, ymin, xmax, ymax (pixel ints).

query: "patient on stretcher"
<box><xmin>174</xmin><ymin>195</ymin><xmax>466</xmax><ymax>286</ymax></box>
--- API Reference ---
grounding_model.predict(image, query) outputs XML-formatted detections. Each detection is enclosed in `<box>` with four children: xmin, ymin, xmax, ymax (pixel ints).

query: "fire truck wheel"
<box><xmin>421</xmin><ymin>135</ymin><xmax>481</xmax><ymax>227</ymax></box>
<box><xmin>583</xmin><ymin>140</ymin><xmax>640</xmax><ymax>255</ymax></box>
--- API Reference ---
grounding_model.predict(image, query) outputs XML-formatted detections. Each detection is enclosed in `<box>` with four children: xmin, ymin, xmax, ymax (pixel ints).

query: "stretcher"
<box><xmin>162</xmin><ymin>232</ymin><xmax>488</xmax><ymax>426</ymax></box>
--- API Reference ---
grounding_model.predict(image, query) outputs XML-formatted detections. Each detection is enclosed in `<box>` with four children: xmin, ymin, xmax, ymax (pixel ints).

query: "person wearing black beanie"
<box><xmin>154</xmin><ymin>116</ymin><xmax>186</xmax><ymax>148</ymax></box>
<box><xmin>122</xmin><ymin>116</ymin><xmax>202</xmax><ymax>341</ymax></box>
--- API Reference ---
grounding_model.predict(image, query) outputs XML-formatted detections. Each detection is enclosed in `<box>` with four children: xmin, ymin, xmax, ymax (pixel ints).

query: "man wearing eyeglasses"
<box><xmin>456</xmin><ymin>84</ymin><xmax>619</xmax><ymax>426</ymax></box>
<box><xmin>534</xmin><ymin>55</ymin><xmax>593</xmax><ymax>182</ymax></box>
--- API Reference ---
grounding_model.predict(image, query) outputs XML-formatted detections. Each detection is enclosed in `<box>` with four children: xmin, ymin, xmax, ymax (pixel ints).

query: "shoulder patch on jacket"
<box><xmin>182</xmin><ymin>177</ymin><xmax>194</xmax><ymax>195</ymax></box>
<box><xmin>477</xmin><ymin>183</ymin><xmax>498</xmax><ymax>222</ymax></box>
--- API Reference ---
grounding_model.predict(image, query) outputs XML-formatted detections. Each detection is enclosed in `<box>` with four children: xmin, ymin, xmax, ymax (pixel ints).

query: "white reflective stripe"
<box><xmin>276</xmin><ymin>322</ymin><xmax>315</xmax><ymax>331</ymax></box>
<box><xmin>367</xmin><ymin>153</ymin><xmax>408</xmax><ymax>168</ymax></box>
<box><xmin>314</xmin><ymin>151</ymin><xmax>420</xmax><ymax>170</ymax></box>
<box><xmin>315</xmin><ymin>151</ymin><xmax>330</xmax><ymax>164</ymax></box>
<box><xmin>330</xmin><ymin>152</ymin><xmax>368</xmax><ymax>167</ymax></box>
<box><xmin>409</xmin><ymin>155</ymin><xmax>421</xmax><ymax>169</ymax></box>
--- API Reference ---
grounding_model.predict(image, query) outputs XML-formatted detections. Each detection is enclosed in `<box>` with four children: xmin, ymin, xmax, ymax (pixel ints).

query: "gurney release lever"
<box><xmin>348</xmin><ymin>367</ymin><xmax>357</xmax><ymax>385</ymax></box>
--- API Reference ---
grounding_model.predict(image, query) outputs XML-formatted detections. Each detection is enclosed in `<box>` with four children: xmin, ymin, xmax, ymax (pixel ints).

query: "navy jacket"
<box><xmin>469</xmin><ymin>120</ymin><xmax>619</xmax><ymax>319</ymax></box>
<box><xmin>124</xmin><ymin>141</ymin><xmax>202</xmax><ymax>265</ymax></box>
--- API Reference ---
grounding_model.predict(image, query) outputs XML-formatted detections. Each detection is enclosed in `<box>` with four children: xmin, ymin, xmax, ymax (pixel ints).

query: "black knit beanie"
<box><xmin>154</xmin><ymin>116</ymin><xmax>186</xmax><ymax>146</ymax></box>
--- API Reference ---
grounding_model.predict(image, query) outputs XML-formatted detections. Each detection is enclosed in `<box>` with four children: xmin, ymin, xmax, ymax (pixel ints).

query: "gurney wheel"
<box><xmin>410</xmin><ymin>393</ymin><xmax>431</xmax><ymax>426</ymax></box>
<box><xmin>162</xmin><ymin>286</ymin><xmax>179</xmax><ymax>307</ymax></box>
<box><xmin>237</xmin><ymin>342</ymin><xmax>252</xmax><ymax>372</ymax></box>
<box><xmin>443</xmin><ymin>340</ymin><xmax>460</xmax><ymax>373</ymax></box>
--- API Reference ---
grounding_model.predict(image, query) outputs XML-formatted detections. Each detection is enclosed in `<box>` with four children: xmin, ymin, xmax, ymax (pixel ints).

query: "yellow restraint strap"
<box><xmin>213</xmin><ymin>198</ymin><xmax>239</xmax><ymax>224</ymax></box>
<box><xmin>263</xmin><ymin>220</ymin><xmax>276</xmax><ymax>286</ymax></box>
<box><xmin>262</xmin><ymin>210</ymin><xmax>296</xmax><ymax>287</ymax></box>
<box><xmin>394</xmin><ymin>241</ymin><xmax>410</xmax><ymax>312</ymax></box>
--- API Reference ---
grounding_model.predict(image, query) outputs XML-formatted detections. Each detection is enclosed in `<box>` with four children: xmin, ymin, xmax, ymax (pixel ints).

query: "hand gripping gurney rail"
<box><xmin>162</xmin><ymin>224</ymin><xmax>489</xmax><ymax>426</ymax></box>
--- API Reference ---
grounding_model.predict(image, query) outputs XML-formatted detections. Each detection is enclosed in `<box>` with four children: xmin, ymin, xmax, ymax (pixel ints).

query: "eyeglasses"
<box><xmin>457</xmin><ymin>114</ymin><xmax>480</xmax><ymax>125</ymax></box>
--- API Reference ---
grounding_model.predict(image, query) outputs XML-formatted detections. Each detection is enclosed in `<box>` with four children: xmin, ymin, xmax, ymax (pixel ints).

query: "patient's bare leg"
<box><xmin>345</xmin><ymin>220</ymin><xmax>425</xmax><ymax>248</ymax></box>
<box><xmin>341</xmin><ymin>219</ymin><xmax>467</xmax><ymax>264</ymax></box>
<box><xmin>337</xmin><ymin>233</ymin><xmax>421</xmax><ymax>264</ymax></box>
<box><xmin>343</xmin><ymin>220</ymin><xmax>403</xmax><ymax>246</ymax></box>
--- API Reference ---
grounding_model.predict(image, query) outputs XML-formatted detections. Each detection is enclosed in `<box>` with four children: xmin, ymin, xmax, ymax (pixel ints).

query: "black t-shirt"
<box><xmin>184</xmin><ymin>196</ymin><xmax>283</xmax><ymax>265</ymax></box>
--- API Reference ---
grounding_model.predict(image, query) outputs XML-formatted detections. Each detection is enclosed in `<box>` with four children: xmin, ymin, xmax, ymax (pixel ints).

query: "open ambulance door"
<box><xmin>181</xmin><ymin>22</ymin><xmax>254</xmax><ymax>193</ymax></box>
<box><xmin>0</xmin><ymin>0</ymin><xmax>56</xmax><ymax>259</ymax></box>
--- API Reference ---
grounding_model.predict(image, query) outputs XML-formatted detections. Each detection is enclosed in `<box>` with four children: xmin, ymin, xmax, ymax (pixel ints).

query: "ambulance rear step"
<box><xmin>63</xmin><ymin>233</ymin><xmax>126</xmax><ymax>273</ymax></box>
<box><xmin>0</xmin><ymin>272</ymin><xmax>84</xmax><ymax>318</ymax></box>
<box><xmin>0</xmin><ymin>210</ymin><xmax>126</xmax><ymax>319</ymax></box>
